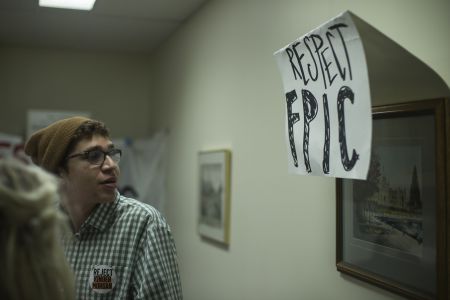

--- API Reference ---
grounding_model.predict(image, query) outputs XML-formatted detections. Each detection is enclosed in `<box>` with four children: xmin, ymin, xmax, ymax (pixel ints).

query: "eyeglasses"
<box><xmin>66</xmin><ymin>148</ymin><xmax>122</xmax><ymax>166</ymax></box>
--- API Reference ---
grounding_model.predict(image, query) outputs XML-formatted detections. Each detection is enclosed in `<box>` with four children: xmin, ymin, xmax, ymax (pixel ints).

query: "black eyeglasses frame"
<box><xmin>65</xmin><ymin>148</ymin><xmax>122</xmax><ymax>166</ymax></box>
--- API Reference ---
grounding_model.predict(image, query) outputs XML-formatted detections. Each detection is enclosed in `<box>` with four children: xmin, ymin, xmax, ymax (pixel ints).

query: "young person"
<box><xmin>0</xmin><ymin>158</ymin><xmax>74</xmax><ymax>300</ymax></box>
<box><xmin>25</xmin><ymin>117</ymin><xmax>182</xmax><ymax>299</ymax></box>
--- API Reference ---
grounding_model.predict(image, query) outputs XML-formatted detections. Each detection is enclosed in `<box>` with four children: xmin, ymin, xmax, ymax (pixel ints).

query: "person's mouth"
<box><xmin>100</xmin><ymin>177</ymin><xmax>117</xmax><ymax>189</ymax></box>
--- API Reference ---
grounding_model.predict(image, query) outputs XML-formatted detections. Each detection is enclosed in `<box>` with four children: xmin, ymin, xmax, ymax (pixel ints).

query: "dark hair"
<box><xmin>61</xmin><ymin>120</ymin><xmax>110</xmax><ymax>171</ymax></box>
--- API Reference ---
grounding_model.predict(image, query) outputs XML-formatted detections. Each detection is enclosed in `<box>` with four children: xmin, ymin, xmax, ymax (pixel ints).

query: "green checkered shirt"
<box><xmin>62</xmin><ymin>193</ymin><xmax>182</xmax><ymax>299</ymax></box>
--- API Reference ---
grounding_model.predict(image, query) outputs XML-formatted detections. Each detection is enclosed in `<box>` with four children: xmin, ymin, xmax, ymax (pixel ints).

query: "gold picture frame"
<box><xmin>198</xmin><ymin>149</ymin><xmax>232</xmax><ymax>245</ymax></box>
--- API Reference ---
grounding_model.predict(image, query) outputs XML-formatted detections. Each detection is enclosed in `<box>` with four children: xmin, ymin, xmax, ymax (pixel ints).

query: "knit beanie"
<box><xmin>24</xmin><ymin>116</ymin><xmax>91</xmax><ymax>174</ymax></box>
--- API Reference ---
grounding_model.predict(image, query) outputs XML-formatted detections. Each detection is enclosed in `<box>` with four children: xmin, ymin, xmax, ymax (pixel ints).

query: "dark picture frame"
<box><xmin>336</xmin><ymin>99</ymin><xmax>449</xmax><ymax>300</ymax></box>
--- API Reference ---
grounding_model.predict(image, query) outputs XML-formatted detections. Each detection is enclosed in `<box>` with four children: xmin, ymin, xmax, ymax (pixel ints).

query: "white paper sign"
<box><xmin>274</xmin><ymin>11</ymin><xmax>371</xmax><ymax>179</ymax></box>
<box><xmin>27</xmin><ymin>109</ymin><xmax>91</xmax><ymax>138</ymax></box>
<box><xmin>0</xmin><ymin>133</ymin><xmax>31</xmax><ymax>164</ymax></box>
<box><xmin>113</xmin><ymin>131</ymin><xmax>168</xmax><ymax>213</ymax></box>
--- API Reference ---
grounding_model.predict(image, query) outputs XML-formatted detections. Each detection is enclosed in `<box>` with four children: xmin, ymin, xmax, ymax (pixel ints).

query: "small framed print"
<box><xmin>198</xmin><ymin>149</ymin><xmax>231</xmax><ymax>245</ymax></box>
<box><xmin>336</xmin><ymin>99</ymin><xmax>449</xmax><ymax>300</ymax></box>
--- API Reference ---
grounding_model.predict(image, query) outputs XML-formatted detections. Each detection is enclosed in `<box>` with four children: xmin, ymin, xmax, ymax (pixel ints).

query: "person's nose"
<box><xmin>101</xmin><ymin>155</ymin><xmax>118</xmax><ymax>171</ymax></box>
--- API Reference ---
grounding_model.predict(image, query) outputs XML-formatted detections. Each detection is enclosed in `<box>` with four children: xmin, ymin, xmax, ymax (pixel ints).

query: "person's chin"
<box><xmin>98</xmin><ymin>188</ymin><xmax>117</xmax><ymax>203</ymax></box>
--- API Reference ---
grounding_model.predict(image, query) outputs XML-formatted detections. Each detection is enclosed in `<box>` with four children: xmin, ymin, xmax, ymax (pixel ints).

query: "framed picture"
<box><xmin>336</xmin><ymin>99</ymin><xmax>449</xmax><ymax>300</ymax></box>
<box><xmin>198</xmin><ymin>149</ymin><xmax>231</xmax><ymax>245</ymax></box>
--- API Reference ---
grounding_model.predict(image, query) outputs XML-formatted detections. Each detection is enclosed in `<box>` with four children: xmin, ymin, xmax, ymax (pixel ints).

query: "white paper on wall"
<box><xmin>114</xmin><ymin>131</ymin><xmax>168</xmax><ymax>214</ymax></box>
<box><xmin>27</xmin><ymin>109</ymin><xmax>91</xmax><ymax>138</ymax></box>
<box><xmin>273</xmin><ymin>11</ymin><xmax>372</xmax><ymax>180</ymax></box>
<box><xmin>0</xmin><ymin>133</ymin><xmax>31</xmax><ymax>163</ymax></box>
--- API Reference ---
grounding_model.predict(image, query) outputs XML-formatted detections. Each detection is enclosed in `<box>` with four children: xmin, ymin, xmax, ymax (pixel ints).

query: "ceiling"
<box><xmin>0</xmin><ymin>0</ymin><xmax>209</xmax><ymax>53</ymax></box>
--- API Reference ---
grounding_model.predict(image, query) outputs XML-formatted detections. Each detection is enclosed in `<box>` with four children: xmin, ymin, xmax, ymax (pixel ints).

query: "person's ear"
<box><xmin>57</xmin><ymin>168</ymin><xmax>71</xmax><ymax>197</ymax></box>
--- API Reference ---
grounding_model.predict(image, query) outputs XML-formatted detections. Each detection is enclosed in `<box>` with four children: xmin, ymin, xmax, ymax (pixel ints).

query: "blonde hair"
<box><xmin>0</xmin><ymin>159</ymin><xmax>74</xmax><ymax>300</ymax></box>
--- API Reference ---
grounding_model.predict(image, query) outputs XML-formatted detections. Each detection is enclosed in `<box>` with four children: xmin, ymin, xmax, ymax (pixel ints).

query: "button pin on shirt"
<box><xmin>89</xmin><ymin>265</ymin><xmax>116</xmax><ymax>294</ymax></box>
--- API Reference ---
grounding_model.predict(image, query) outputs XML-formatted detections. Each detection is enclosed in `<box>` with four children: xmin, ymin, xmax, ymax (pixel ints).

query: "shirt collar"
<box><xmin>83</xmin><ymin>192</ymin><xmax>120</xmax><ymax>232</ymax></box>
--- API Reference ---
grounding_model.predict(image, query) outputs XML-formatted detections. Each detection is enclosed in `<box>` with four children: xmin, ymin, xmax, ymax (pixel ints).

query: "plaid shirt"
<box><xmin>62</xmin><ymin>193</ymin><xmax>182</xmax><ymax>300</ymax></box>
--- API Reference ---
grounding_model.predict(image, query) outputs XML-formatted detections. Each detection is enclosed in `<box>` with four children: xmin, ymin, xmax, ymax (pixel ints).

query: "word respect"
<box><xmin>284</xmin><ymin>23</ymin><xmax>359</xmax><ymax>174</ymax></box>
<box><xmin>286</xmin><ymin>23</ymin><xmax>352</xmax><ymax>89</ymax></box>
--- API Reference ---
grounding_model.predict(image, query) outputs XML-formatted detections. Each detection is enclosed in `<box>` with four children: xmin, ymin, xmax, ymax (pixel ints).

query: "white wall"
<box><xmin>0</xmin><ymin>47</ymin><xmax>152</xmax><ymax>138</ymax></box>
<box><xmin>149</xmin><ymin>1</ymin><xmax>449</xmax><ymax>299</ymax></box>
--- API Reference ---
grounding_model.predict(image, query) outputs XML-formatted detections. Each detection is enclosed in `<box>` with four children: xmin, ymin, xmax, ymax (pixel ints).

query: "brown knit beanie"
<box><xmin>24</xmin><ymin>116</ymin><xmax>91</xmax><ymax>174</ymax></box>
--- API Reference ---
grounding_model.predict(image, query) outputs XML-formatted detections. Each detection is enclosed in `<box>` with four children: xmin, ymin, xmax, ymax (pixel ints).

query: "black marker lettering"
<box><xmin>309</xmin><ymin>34</ymin><xmax>327</xmax><ymax>89</ymax></box>
<box><xmin>286</xmin><ymin>47</ymin><xmax>302</xmax><ymax>81</ymax></box>
<box><xmin>322</xmin><ymin>93</ymin><xmax>330</xmax><ymax>174</ymax></box>
<box><xmin>303</xmin><ymin>36</ymin><xmax>319</xmax><ymax>82</ymax></box>
<box><xmin>337</xmin><ymin>86</ymin><xmax>359</xmax><ymax>171</ymax></box>
<box><xmin>326</xmin><ymin>31</ymin><xmax>346</xmax><ymax>81</ymax></box>
<box><xmin>286</xmin><ymin>90</ymin><xmax>300</xmax><ymax>167</ymax></box>
<box><xmin>320</xmin><ymin>46</ymin><xmax>337</xmax><ymax>87</ymax></box>
<box><xmin>328</xmin><ymin>24</ymin><xmax>352</xmax><ymax>80</ymax></box>
<box><xmin>292</xmin><ymin>42</ymin><xmax>309</xmax><ymax>86</ymax></box>
<box><xmin>302</xmin><ymin>89</ymin><xmax>318</xmax><ymax>173</ymax></box>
